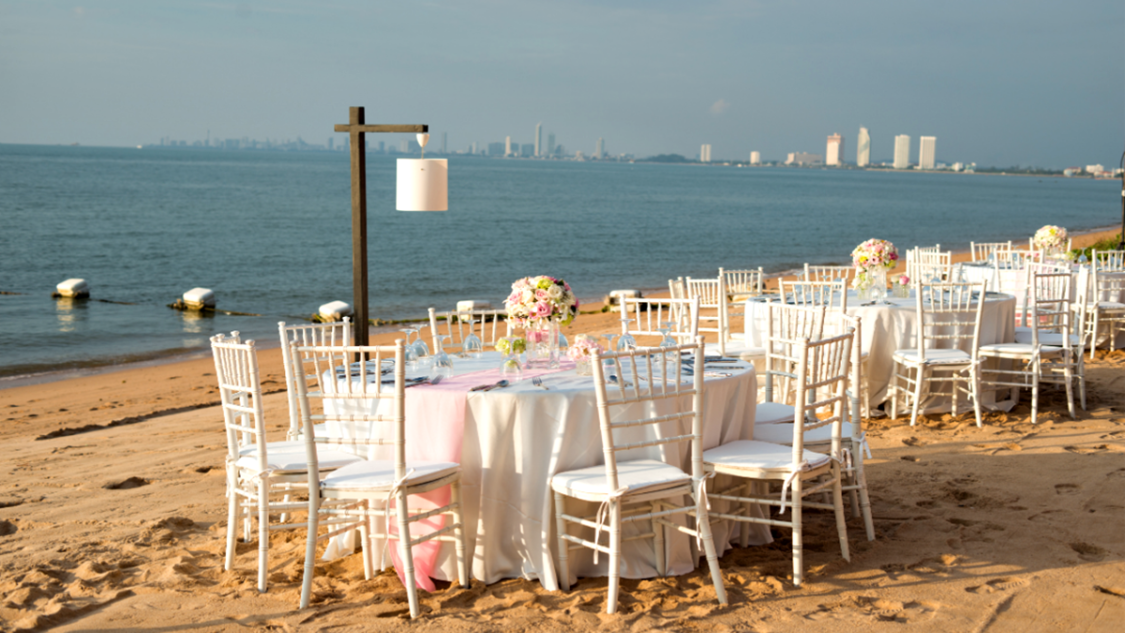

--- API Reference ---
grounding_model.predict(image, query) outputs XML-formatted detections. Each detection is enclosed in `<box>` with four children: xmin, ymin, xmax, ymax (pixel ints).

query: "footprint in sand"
<box><xmin>1064</xmin><ymin>444</ymin><xmax>1110</xmax><ymax>455</ymax></box>
<box><xmin>0</xmin><ymin>519</ymin><xmax>17</xmax><ymax>536</ymax></box>
<box><xmin>967</xmin><ymin>576</ymin><xmax>1030</xmax><ymax>593</ymax></box>
<box><xmin>103</xmin><ymin>476</ymin><xmax>150</xmax><ymax>490</ymax></box>
<box><xmin>1070</xmin><ymin>542</ymin><xmax>1109</xmax><ymax>562</ymax></box>
<box><xmin>902</xmin><ymin>437</ymin><xmax>927</xmax><ymax>447</ymax></box>
<box><xmin>1055</xmin><ymin>483</ymin><xmax>1080</xmax><ymax>495</ymax></box>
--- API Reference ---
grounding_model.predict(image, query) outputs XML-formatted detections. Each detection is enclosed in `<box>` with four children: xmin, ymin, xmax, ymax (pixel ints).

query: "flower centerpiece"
<box><xmin>505</xmin><ymin>276</ymin><xmax>579</xmax><ymax>368</ymax></box>
<box><xmin>893</xmin><ymin>273</ymin><xmax>911</xmax><ymax>298</ymax></box>
<box><xmin>1033</xmin><ymin>225</ymin><xmax>1068</xmax><ymax>258</ymax></box>
<box><xmin>851</xmin><ymin>238</ymin><xmax>899</xmax><ymax>301</ymax></box>
<box><xmin>566</xmin><ymin>335</ymin><xmax>604</xmax><ymax>376</ymax></box>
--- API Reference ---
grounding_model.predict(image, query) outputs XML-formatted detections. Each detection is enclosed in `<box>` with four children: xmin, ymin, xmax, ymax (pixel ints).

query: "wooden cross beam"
<box><xmin>334</xmin><ymin>106</ymin><xmax>428</xmax><ymax>347</ymax></box>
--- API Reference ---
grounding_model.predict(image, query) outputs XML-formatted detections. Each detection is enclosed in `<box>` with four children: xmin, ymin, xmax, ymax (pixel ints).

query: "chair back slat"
<box><xmin>590</xmin><ymin>340</ymin><xmax>707</xmax><ymax>491</ymax></box>
<box><xmin>619</xmin><ymin>296</ymin><xmax>700</xmax><ymax>345</ymax></box>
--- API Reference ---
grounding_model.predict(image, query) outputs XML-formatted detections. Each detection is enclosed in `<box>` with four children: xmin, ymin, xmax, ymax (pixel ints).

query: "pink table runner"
<box><xmin>390</xmin><ymin>360</ymin><xmax>576</xmax><ymax>590</ymax></box>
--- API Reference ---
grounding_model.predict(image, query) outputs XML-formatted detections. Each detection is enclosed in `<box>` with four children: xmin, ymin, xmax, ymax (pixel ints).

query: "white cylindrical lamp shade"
<box><xmin>396</xmin><ymin>158</ymin><xmax>447</xmax><ymax>211</ymax></box>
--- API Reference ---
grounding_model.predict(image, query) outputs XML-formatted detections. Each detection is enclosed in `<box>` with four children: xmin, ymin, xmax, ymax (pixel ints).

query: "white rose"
<box><xmin>547</xmin><ymin>285</ymin><xmax>563</xmax><ymax>300</ymax></box>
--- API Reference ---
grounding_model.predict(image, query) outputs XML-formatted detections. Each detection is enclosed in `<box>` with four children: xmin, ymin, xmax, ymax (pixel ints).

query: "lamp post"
<box><xmin>334</xmin><ymin>106</ymin><xmax>445</xmax><ymax>346</ymax></box>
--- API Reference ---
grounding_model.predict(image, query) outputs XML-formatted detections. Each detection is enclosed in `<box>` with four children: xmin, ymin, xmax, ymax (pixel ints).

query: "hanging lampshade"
<box><xmin>396</xmin><ymin>133</ymin><xmax>447</xmax><ymax>211</ymax></box>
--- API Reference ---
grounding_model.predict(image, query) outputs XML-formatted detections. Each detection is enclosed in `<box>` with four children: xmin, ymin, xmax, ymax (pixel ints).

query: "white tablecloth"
<box><xmin>325</xmin><ymin>352</ymin><xmax>765</xmax><ymax>590</ymax></box>
<box><xmin>744</xmin><ymin>290</ymin><xmax>1017</xmax><ymax>412</ymax></box>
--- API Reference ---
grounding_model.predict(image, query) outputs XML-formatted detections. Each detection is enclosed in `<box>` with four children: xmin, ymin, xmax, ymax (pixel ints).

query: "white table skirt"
<box><xmin>744</xmin><ymin>291</ymin><xmax>1017</xmax><ymax>412</ymax></box>
<box><xmin>324</xmin><ymin>352</ymin><xmax>766</xmax><ymax>590</ymax></box>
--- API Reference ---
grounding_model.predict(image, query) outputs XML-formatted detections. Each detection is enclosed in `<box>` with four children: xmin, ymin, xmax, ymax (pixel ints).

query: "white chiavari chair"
<box><xmin>702</xmin><ymin>330</ymin><xmax>854</xmax><ymax>587</ymax></box>
<box><xmin>685</xmin><ymin>276</ymin><xmax>730</xmax><ymax>354</ymax></box>
<box><xmin>721</xmin><ymin>267</ymin><xmax>765</xmax><ymax>299</ymax></box>
<box><xmin>757</xmin><ymin>302</ymin><xmax>827</xmax><ymax>425</ymax></box>
<box><xmin>908</xmin><ymin>248</ymin><xmax>953</xmax><ymax>285</ymax></box>
<box><xmin>428</xmin><ymin>307</ymin><xmax>511</xmax><ymax>354</ymax></box>
<box><xmin>293</xmin><ymin>341</ymin><xmax>470</xmax><ymax>618</ymax></box>
<box><xmin>278</xmin><ymin>319</ymin><xmax>352</xmax><ymax>440</ymax></box>
<box><xmin>1093</xmin><ymin>249</ymin><xmax>1125</xmax><ymax>271</ymax></box>
<box><xmin>211</xmin><ymin>333</ymin><xmax>361</xmax><ymax>593</ymax></box>
<box><xmin>802</xmin><ymin>264</ymin><xmax>854</xmax><ymax>284</ymax></box>
<box><xmin>889</xmin><ymin>282</ymin><xmax>987</xmax><ymax>427</ymax></box>
<box><xmin>971</xmin><ymin>241</ymin><xmax>1013</xmax><ymax>262</ymax></box>
<box><xmin>551</xmin><ymin>339</ymin><xmax>727</xmax><ymax>614</ymax></box>
<box><xmin>980</xmin><ymin>273</ymin><xmax>1077</xmax><ymax>424</ymax></box>
<box><xmin>618</xmin><ymin>296</ymin><xmax>700</xmax><ymax>345</ymax></box>
<box><xmin>1088</xmin><ymin>251</ymin><xmax>1125</xmax><ymax>357</ymax></box>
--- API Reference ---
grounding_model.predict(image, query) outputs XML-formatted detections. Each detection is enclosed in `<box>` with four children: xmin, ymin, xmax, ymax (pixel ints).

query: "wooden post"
<box><xmin>334</xmin><ymin>109</ymin><xmax>428</xmax><ymax>348</ymax></box>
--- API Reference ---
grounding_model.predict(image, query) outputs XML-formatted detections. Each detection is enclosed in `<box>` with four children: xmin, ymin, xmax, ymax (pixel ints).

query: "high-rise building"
<box><xmin>856</xmin><ymin>127</ymin><xmax>871</xmax><ymax>167</ymax></box>
<box><xmin>505</xmin><ymin>136</ymin><xmax>513</xmax><ymax>157</ymax></box>
<box><xmin>548</xmin><ymin>133</ymin><xmax>556</xmax><ymax>156</ymax></box>
<box><xmin>918</xmin><ymin>136</ymin><xmax>936</xmax><ymax>170</ymax></box>
<box><xmin>488</xmin><ymin>141</ymin><xmax>505</xmax><ymax>156</ymax></box>
<box><xmin>535</xmin><ymin>123</ymin><xmax>542</xmax><ymax>157</ymax></box>
<box><xmin>893</xmin><ymin>135</ymin><xmax>911</xmax><ymax>169</ymax></box>
<box><xmin>826</xmin><ymin>134</ymin><xmax>844</xmax><ymax>166</ymax></box>
<box><xmin>750</xmin><ymin>151</ymin><xmax>761</xmax><ymax>164</ymax></box>
<box><xmin>785</xmin><ymin>152</ymin><xmax>823</xmax><ymax>165</ymax></box>
<box><xmin>700</xmin><ymin>144</ymin><xmax>712</xmax><ymax>162</ymax></box>
<box><xmin>595</xmin><ymin>137</ymin><xmax>604</xmax><ymax>159</ymax></box>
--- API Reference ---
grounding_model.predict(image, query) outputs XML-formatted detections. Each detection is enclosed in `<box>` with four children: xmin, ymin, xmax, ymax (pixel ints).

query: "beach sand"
<box><xmin>1</xmin><ymin>229</ymin><xmax>1123</xmax><ymax>632</ymax></box>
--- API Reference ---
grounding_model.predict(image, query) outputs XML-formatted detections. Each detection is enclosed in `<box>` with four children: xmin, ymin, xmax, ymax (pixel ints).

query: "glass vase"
<box><xmin>869</xmin><ymin>267</ymin><xmax>888</xmax><ymax>303</ymax></box>
<box><xmin>575</xmin><ymin>357</ymin><xmax>593</xmax><ymax>376</ymax></box>
<box><xmin>525</xmin><ymin>319</ymin><xmax>560</xmax><ymax>369</ymax></box>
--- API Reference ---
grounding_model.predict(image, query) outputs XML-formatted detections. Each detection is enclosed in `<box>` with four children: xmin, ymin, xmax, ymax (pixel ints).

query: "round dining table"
<box><xmin>744</xmin><ymin>289</ymin><xmax>1018</xmax><ymax>413</ymax></box>
<box><xmin>321</xmin><ymin>351</ymin><xmax>767</xmax><ymax>591</ymax></box>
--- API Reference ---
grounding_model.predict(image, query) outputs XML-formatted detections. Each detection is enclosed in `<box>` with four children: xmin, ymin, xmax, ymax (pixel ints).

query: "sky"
<box><xmin>1</xmin><ymin>0</ymin><xmax>1121</xmax><ymax>168</ymax></box>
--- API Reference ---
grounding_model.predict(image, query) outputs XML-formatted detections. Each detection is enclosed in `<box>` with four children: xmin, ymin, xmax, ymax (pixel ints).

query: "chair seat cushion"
<box><xmin>237</xmin><ymin>441</ymin><xmax>363</xmax><ymax>474</ymax></box>
<box><xmin>703</xmin><ymin>440</ymin><xmax>831</xmax><ymax>473</ymax></box>
<box><xmin>754</xmin><ymin>422</ymin><xmax>855</xmax><ymax>445</ymax></box>
<box><xmin>893</xmin><ymin>348</ymin><xmax>972</xmax><ymax>365</ymax></box>
<box><xmin>1095</xmin><ymin>301</ymin><xmax>1125</xmax><ymax>310</ymax></box>
<box><xmin>979</xmin><ymin>342</ymin><xmax>1062</xmax><ymax>356</ymax></box>
<box><xmin>1013</xmin><ymin>330</ymin><xmax>1081</xmax><ymax>346</ymax></box>
<box><xmin>322</xmin><ymin>459</ymin><xmax>460</xmax><ymax>491</ymax></box>
<box><xmin>551</xmin><ymin>459</ymin><xmax>690</xmax><ymax>498</ymax></box>
<box><xmin>756</xmin><ymin>401</ymin><xmax>797</xmax><ymax>425</ymax></box>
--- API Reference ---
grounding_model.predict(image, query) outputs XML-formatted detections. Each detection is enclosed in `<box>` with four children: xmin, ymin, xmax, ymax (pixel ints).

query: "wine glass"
<box><xmin>557</xmin><ymin>330</ymin><xmax>568</xmax><ymax>349</ymax></box>
<box><xmin>658</xmin><ymin>320</ymin><xmax>678</xmax><ymax>347</ymax></box>
<box><xmin>617</xmin><ymin>319</ymin><xmax>637</xmax><ymax>352</ymax></box>
<box><xmin>600</xmin><ymin>333</ymin><xmax>616</xmax><ymax>366</ymax></box>
<box><xmin>431</xmin><ymin>335</ymin><xmax>454</xmax><ymax>380</ymax></box>
<box><xmin>497</xmin><ymin>337</ymin><xmax>523</xmax><ymax>381</ymax></box>
<box><xmin>412</xmin><ymin>334</ymin><xmax>432</xmax><ymax>372</ymax></box>
<box><xmin>462</xmin><ymin>319</ymin><xmax>483</xmax><ymax>359</ymax></box>
<box><xmin>400</xmin><ymin>328</ymin><xmax>420</xmax><ymax>371</ymax></box>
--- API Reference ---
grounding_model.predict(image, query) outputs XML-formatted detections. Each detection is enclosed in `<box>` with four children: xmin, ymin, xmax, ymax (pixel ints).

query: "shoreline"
<box><xmin>2</xmin><ymin>226</ymin><xmax>1118</xmax><ymax>389</ymax></box>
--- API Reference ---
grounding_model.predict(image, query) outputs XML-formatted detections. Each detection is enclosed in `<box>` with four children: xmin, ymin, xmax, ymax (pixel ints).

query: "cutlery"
<box><xmin>532</xmin><ymin>376</ymin><xmax>549</xmax><ymax>390</ymax></box>
<box><xmin>405</xmin><ymin>375</ymin><xmax>442</xmax><ymax>388</ymax></box>
<box><xmin>470</xmin><ymin>379</ymin><xmax>509</xmax><ymax>392</ymax></box>
<box><xmin>608</xmin><ymin>375</ymin><xmax>633</xmax><ymax>387</ymax></box>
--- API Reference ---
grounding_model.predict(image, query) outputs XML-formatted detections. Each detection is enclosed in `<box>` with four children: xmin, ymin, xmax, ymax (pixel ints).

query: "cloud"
<box><xmin>709</xmin><ymin>99</ymin><xmax>730</xmax><ymax>115</ymax></box>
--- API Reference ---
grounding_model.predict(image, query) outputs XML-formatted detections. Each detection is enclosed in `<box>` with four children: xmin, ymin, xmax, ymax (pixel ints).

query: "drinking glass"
<box><xmin>557</xmin><ymin>331</ymin><xmax>569</xmax><ymax>349</ymax></box>
<box><xmin>600</xmin><ymin>334</ymin><xmax>616</xmax><ymax>367</ymax></box>
<box><xmin>498</xmin><ymin>337</ymin><xmax>524</xmax><ymax>381</ymax></box>
<box><xmin>462</xmin><ymin>319</ymin><xmax>483</xmax><ymax>359</ymax></box>
<box><xmin>401</xmin><ymin>328</ymin><xmax>420</xmax><ymax>371</ymax></box>
<box><xmin>413</xmin><ymin>335</ymin><xmax>432</xmax><ymax>372</ymax></box>
<box><xmin>431</xmin><ymin>335</ymin><xmax>454</xmax><ymax>380</ymax></box>
<box><xmin>616</xmin><ymin>319</ymin><xmax>637</xmax><ymax>352</ymax></box>
<box><xmin>658</xmin><ymin>321</ymin><xmax>678</xmax><ymax>347</ymax></box>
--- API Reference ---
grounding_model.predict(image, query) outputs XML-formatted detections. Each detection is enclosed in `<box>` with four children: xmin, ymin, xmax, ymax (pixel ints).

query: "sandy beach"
<box><xmin>2</xmin><ymin>229</ymin><xmax>1123</xmax><ymax>632</ymax></box>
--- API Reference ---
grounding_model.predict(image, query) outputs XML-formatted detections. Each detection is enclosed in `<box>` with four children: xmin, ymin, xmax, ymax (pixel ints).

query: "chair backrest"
<box><xmin>590</xmin><ymin>339</ymin><xmax>707</xmax><ymax>489</ymax></box>
<box><xmin>970</xmin><ymin>241</ymin><xmax>1012</xmax><ymax>262</ymax></box>
<box><xmin>908</xmin><ymin>249</ymin><xmax>952</xmax><ymax>284</ymax></box>
<box><xmin>290</xmin><ymin>341</ymin><xmax>405</xmax><ymax>477</ymax></box>
<box><xmin>781</xmin><ymin>279</ymin><xmax>847</xmax><ymax>311</ymax></box>
<box><xmin>428</xmin><ymin>307</ymin><xmax>511</xmax><ymax>352</ymax></box>
<box><xmin>278</xmin><ymin>319</ymin><xmax>352</xmax><ymax>440</ymax></box>
<box><xmin>720</xmin><ymin>267</ymin><xmax>765</xmax><ymax>297</ymax></box>
<box><xmin>786</xmin><ymin>331</ymin><xmax>853</xmax><ymax>461</ymax></box>
<box><xmin>995</xmin><ymin>249</ymin><xmax>1042</xmax><ymax>270</ymax></box>
<box><xmin>210</xmin><ymin>332</ymin><xmax>267</xmax><ymax>468</ymax></box>
<box><xmin>1093</xmin><ymin>249</ymin><xmax>1125</xmax><ymax>272</ymax></box>
<box><xmin>619</xmin><ymin>296</ymin><xmax>700</xmax><ymax>345</ymax></box>
<box><xmin>1091</xmin><ymin>255</ymin><xmax>1125</xmax><ymax>307</ymax></box>
<box><xmin>684</xmin><ymin>276</ymin><xmax>729</xmax><ymax>350</ymax></box>
<box><xmin>914</xmin><ymin>282</ymin><xmax>987</xmax><ymax>362</ymax></box>
<box><xmin>762</xmin><ymin>302</ymin><xmax>827</xmax><ymax>405</ymax></box>
<box><xmin>1073</xmin><ymin>267</ymin><xmax>1091</xmax><ymax>348</ymax></box>
<box><xmin>668</xmin><ymin>277</ymin><xmax>686</xmax><ymax>300</ymax></box>
<box><xmin>915</xmin><ymin>244</ymin><xmax>942</xmax><ymax>254</ymax></box>
<box><xmin>802</xmin><ymin>264</ymin><xmax>853</xmax><ymax>284</ymax></box>
<box><xmin>1025</xmin><ymin>272</ymin><xmax>1073</xmax><ymax>351</ymax></box>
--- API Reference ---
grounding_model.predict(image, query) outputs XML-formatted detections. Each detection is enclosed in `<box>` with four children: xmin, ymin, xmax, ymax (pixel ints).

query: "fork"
<box><xmin>532</xmin><ymin>376</ymin><xmax>550</xmax><ymax>390</ymax></box>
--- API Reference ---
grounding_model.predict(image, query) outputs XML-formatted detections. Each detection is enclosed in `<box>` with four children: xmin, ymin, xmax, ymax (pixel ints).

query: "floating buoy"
<box><xmin>53</xmin><ymin>278</ymin><xmax>90</xmax><ymax>299</ymax></box>
<box><xmin>170</xmin><ymin>287</ymin><xmax>216</xmax><ymax>311</ymax></box>
<box><xmin>605</xmin><ymin>289</ymin><xmax>642</xmax><ymax>310</ymax></box>
<box><xmin>456</xmin><ymin>300</ymin><xmax>493</xmax><ymax>312</ymax></box>
<box><xmin>317</xmin><ymin>300</ymin><xmax>353</xmax><ymax>322</ymax></box>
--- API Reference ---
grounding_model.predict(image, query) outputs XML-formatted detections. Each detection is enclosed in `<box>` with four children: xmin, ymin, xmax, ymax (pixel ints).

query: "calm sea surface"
<box><xmin>0</xmin><ymin>143</ymin><xmax>1118</xmax><ymax>378</ymax></box>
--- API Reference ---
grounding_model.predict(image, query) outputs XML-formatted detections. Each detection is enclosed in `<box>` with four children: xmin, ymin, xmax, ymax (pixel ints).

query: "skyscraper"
<box><xmin>826</xmin><ymin>134</ymin><xmax>844</xmax><ymax>166</ymax></box>
<box><xmin>893</xmin><ymin>135</ymin><xmax>911</xmax><ymax>169</ymax></box>
<box><xmin>595</xmin><ymin>137</ymin><xmax>604</xmax><ymax>159</ymax></box>
<box><xmin>535</xmin><ymin>123</ymin><xmax>542</xmax><ymax>157</ymax></box>
<box><xmin>505</xmin><ymin>136</ymin><xmax>512</xmax><ymax>157</ymax></box>
<box><xmin>918</xmin><ymin>136</ymin><xmax>936</xmax><ymax>170</ymax></box>
<box><xmin>700</xmin><ymin>144</ymin><xmax>712</xmax><ymax>162</ymax></box>
<box><xmin>856</xmin><ymin>127</ymin><xmax>870</xmax><ymax>167</ymax></box>
<box><xmin>750</xmin><ymin>151</ymin><xmax>761</xmax><ymax>164</ymax></box>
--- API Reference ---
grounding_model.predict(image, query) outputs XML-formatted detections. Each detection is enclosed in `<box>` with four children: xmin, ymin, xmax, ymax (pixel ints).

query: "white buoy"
<box><xmin>182</xmin><ymin>288</ymin><xmax>216</xmax><ymax>310</ymax></box>
<box><xmin>456</xmin><ymin>300</ymin><xmax>492</xmax><ymax>312</ymax></box>
<box><xmin>56</xmin><ymin>278</ymin><xmax>89</xmax><ymax>298</ymax></box>
<box><xmin>606</xmin><ymin>289</ymin><xmax>642</xmax><ymax>310</ymax></box>
<box><xmin>318</xmin><ymin>301</ymin><xmax>353</xmax><ymax>322</ymax></box>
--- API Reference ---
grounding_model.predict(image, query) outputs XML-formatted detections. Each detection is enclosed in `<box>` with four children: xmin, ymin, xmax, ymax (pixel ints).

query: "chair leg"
<box><xmin>225</xmin><ymin>470</ymin><xmax>239</xmax><ymax>571</ymax></box>
<box><xmin>360</xmin><ymin>501</ymin><xmax>373</xmax><ymax>581</ymax></box>
<box><xmin>791</xmin><ymin>476</ymin><xmax>804</xmax><ymax>587</ymax></box>
<box><xmin>450</xmin><ymin>481</ymin><xmax>470</xmax><ymax>589</ymax></box>
<box><xmin>1030</xmin><ymin>361</ymin><xmax>1040</xmax><ymax>425</ymax></box>
<box><xmin>1078</xmin><ymin>355</ymin><xmax>1087</xmax><ymax>410</ymax></box>
<box><xmin>651</xmin><ymin>501</ymin><xmax>666</xmax><ymax>577</ymax></box>
<box><xmin>396</xmin><ymin>490</ymin><xmax>421</xmax><ymax>619</ymax></box>
<box><xmin>832</xmin><ymin>464</ymin><xmax>850</xmax><ymax>562</ymax></box>
<box><xmin>739</xmin><ymin>482</ymin><xmax>752</xmax><ymax>548</ymax></box>
<box><xmin>910</xmin><ymin>367</ymin><xmax>924</xmax><ymax>427</ymax></box>
<box><xmin>855</xmin><ymin>458</ymin><xmax>876</xmax><ymax>541</ymax></box>
<box><xmin>553</xmin><ymin>492</ymin><xmax>571</xmax><ymax>592</ymax></box>
<box><xmin>606</xmin><ymin>501</ymin><xmax>621</xmax><ymax>615</ymax></box>
<box><xmin>971</xmin><ymin>364</ymin><xmax>984</xmax><ymax>428</ymax></box>
<box><xmin>298</xmin><ymin>490</ymin><xmax>320</xmax><ymax>609</ymax></box>
<box><xmin>257</xmin><ymin>477</ymin><xmax>269</xmax><ymax>593</ymax></box>
<box><xmin>1063</xmin><ymin>356</ymin><xmax>1076</xmax><ymax>420</ymax></box>
<box><xmin>890</xmin><ymin>367</ymin><xmax>899</xmax><ymax>420</ymax></box>
<box><xmin>1090</xmin><ymin>312</ymin><xmax>1098</xmax><ymax>361</ymax></box>
<box><xmin>694</xmin><ymin>488</ymin><xmax>728</xmax><ymax>606</ymax></box>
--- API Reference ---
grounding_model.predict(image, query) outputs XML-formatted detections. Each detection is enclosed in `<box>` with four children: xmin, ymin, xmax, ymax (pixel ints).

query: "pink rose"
<box><xmin>534</xmin><ymin>302</ymin><xmax>553</xmax><ymax>318</ymax></box>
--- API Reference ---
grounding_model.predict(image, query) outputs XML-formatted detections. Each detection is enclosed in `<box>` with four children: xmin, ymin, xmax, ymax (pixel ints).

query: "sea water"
<box><xmin>0</xmin><ymin>143</ymin><xmax>1117</xmax><ymax>377</ymax></box>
